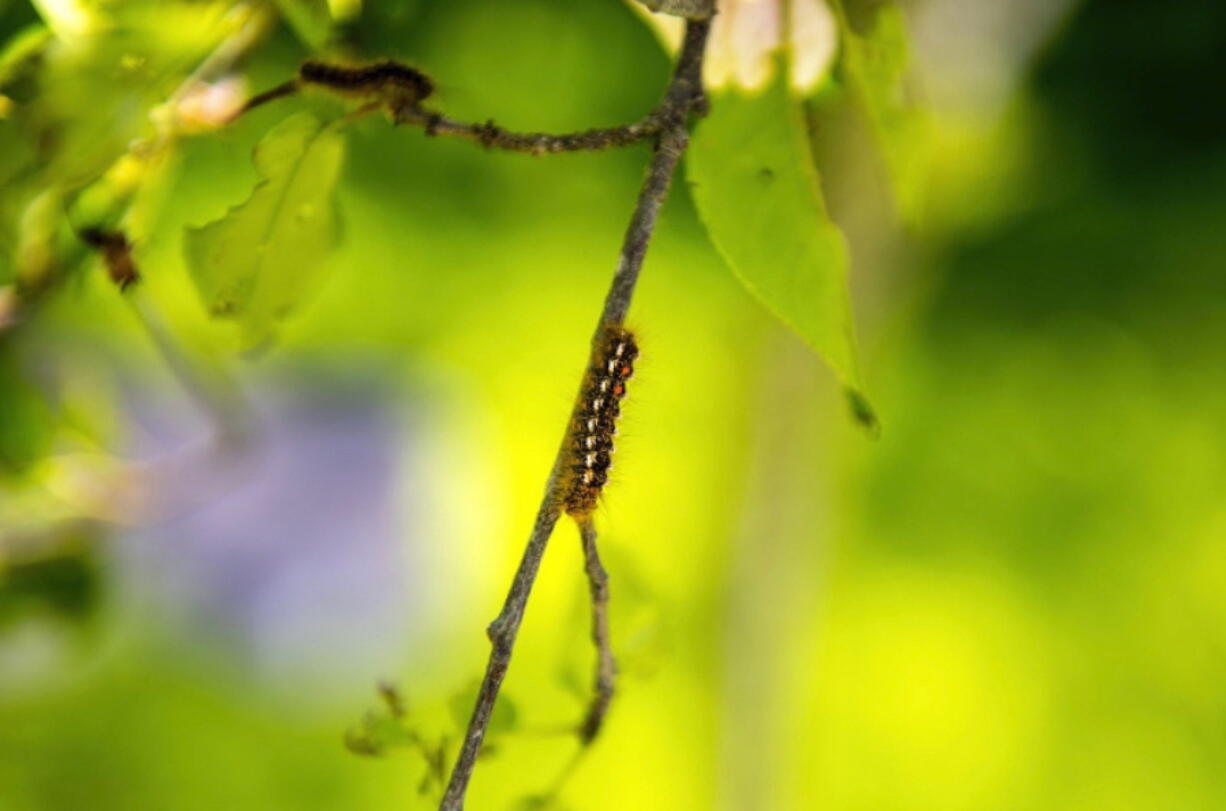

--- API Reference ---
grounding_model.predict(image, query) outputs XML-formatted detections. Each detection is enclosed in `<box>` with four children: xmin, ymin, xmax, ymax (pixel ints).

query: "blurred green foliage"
<box><xmin>828</xmin><ymin>0</ymin><xmax>928</xmax><ymax>224</ymax></box>
<box><xmin>0</xmin><ymin>0</ymin><xmax>1224</xmax><ymax>809</ymax></box>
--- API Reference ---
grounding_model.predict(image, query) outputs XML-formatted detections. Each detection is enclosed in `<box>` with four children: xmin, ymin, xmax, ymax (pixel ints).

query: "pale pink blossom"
<box><xmin>638</xmin><ymin>0</ymin><xmax>838</xmax><ymax>93</ymax></box>
<box><xmin>173</xmin><ymin>75</ymin><xmax>248</xmax><ymax>132</ymax></box>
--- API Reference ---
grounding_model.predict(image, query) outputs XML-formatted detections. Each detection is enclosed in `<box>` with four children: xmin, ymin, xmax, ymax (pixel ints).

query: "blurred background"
<box><xmin>1</xmin><ymin>0</ymin><xmax>1224</xmax><ymax>808</ymax></box>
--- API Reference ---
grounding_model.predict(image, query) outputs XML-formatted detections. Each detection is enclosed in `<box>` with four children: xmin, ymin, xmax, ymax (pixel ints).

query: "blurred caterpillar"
<box><xmin>564</xmin><ymin>326</ymin><xmax>638</xmax><ymax>518</ymax></box>
<box><xmin>298</xmin><ymin>59</ymin><xmax>433</xmax><ymax>119</ymax></box>
<box><xmin>234</xmin><ymin>59</ymin><xmax>434</xmax><ymax>121</ymax></box>
<box><xmin>295</xmin><ymin>59</ymin><xmax>431</xmax><ymax>122</ymax></box>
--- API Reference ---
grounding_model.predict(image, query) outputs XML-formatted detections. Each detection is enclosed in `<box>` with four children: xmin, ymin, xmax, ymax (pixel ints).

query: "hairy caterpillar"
<box><xmin>298</xmin><ymin>59</ymin><xmax>434</xmax><ymax>114</ymax></box>
<box><xmin>564</xmin><ymin>326</ymin><xmax>638</xmax><ymax>518</ymax></box>
<box><xmin>233</xmin><ymin>59</ymin><xmax>435</xmax><ymax>122</ymax></box>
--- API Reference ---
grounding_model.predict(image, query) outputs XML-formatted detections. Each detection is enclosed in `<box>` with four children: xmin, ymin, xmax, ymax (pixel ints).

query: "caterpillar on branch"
<box><xmin>298</xmin><ymin>59</ymin><xmax>434</xmax><ymax>115</ymax></box>
<box><xmin>564</xmin><ymin>326</ymin><xmax>638</xmax><ymax>518</ymax></box>
<box><xmin>234</xmin><ymin>58</ymin><xmax>434</xmax><ymax>121</ymax></box>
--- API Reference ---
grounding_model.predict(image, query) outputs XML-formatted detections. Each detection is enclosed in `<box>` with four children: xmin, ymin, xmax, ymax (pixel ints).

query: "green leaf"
<box><xmin>689</xmin><ymin>68</ymin><xmax>875</xmax><ymax>428</ymax></box>
<box><xmin>185</xmin><ymin>112</ymin><xmax>345</xmax><ymax>350</ymax></box>
<box><xmin>343</xmin><ymin>709</ymin><xmax>417</xmax><ymax>757</ymax></box>
<box><xmin>829</xmin><ymin>0</ymin><xmax>928</xmax><ymax>223</ymax></box>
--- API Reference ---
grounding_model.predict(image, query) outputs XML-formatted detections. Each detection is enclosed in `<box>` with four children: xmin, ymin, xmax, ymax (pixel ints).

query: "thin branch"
<box><xmin>599</xmin><ymin>124</ymin><xmax>688</xmax><ymax>325</ymax></box>
<box><xmin>235</xmin><ymin>21</ymin><xmax>713</xmax><ymax>157</ymax></box>
<box><xmin>600</xmin><ymin>18</ymin><xmax>708</xmax><ymax>325</ymax></box>
<box><xmin>237</xmin><ymin>81</ymin><xmax>667</xmax><ymax>155</ymax></box>
<box><xmin>577</xmin><ymin>517</ymin><xmax>616</xmax><ymax>744</ymax></box>
<box><xmin>400</xmin><ymin>109</ymin><xmax>663</xmax><ymax>156</ymax></box>
<box><xmin>438</xmin><ymin>17</ymin><xmax>711</xmax><ymax>811</ymax></box>
<box><xmin>229</xmin><ymin>78</ymin><xmax>299</xmax><ymax>121</ymax></box>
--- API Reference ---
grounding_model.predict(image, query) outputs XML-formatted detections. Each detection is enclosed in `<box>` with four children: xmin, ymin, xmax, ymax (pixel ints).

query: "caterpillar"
<box><xmin>564</xmin><ymin>326</ymin><xmax>638</xmax><ymax>518</ymax></box>
<box><xmin>298</xmin><ymin>59</ymin><xmax>434</xmax><ymax>112</ymax></box>
<box><xmin>234</xmin><ymin>59</ymin><xmax>435</xmax><ymax>122</ymax></box>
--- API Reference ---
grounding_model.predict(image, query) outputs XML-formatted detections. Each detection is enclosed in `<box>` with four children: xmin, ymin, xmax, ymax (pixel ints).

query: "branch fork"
<box><xmin>439</xmin><ymin>18</ymin><xmax>711</xmax><ymax>811</ymax></box>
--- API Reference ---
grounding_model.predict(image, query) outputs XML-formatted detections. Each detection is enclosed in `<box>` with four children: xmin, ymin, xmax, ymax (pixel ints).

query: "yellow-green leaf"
<box><xmin>830</xmin><ymin>0</ymin><xmax>929</xmax><ymax>223</ymax></box>
<box><xmin>185</xmin><ymin>113</ymin><xmax>345</xmax><ymax>350</ymax></box>
<box><xmin>689</xmin><ymin>67</ymin><xmax>875</xmax><ymax>428</ymax></box>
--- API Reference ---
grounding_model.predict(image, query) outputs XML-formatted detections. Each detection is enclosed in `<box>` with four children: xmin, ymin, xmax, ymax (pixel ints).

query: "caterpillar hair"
<box><xmin>298</xmin><ymin>59</ymin><xmax>434</xmax><ymax>109</ymax></box>
<box><xmin>564</xmin><ymin>326</ymin><xmax>638</xmax><ymax>518</ymax></box>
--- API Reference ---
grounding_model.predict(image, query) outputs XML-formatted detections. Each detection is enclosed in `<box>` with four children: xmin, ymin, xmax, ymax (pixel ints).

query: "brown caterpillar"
<box><xmin>564</xmin><ymin>326</ymin><xmax>638</xmax><ymax>518</ymax></box>
<box><xmin>298</xmin><ymin>59</ymin><xmax>434</xmax><ymax>114</ymax></box>
<box><xmin>234</xmin><ymin>59</ymin><xmax>436</xmax><ymax>123</ymax></box>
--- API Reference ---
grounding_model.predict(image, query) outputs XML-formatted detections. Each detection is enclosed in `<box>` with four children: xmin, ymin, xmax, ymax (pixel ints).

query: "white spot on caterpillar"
<box><xmin>565</xmin><ymin>326</ymin><xmax>638</xmax><ymax>517</ymax></box>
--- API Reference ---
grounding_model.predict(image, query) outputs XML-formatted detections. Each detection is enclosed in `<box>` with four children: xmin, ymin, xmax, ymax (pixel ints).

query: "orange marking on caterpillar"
<box><xmin>564</xmin><ymin>326</ymin><xmax>638</xmax><ymax>518</ymax></box>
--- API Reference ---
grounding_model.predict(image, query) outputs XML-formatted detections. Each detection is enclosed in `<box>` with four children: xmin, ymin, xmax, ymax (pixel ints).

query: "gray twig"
<box><xmin>577</xmin><ymin>517</ymin><xmax>616</xmax><ymax>744</ymax></box>
<box><xmin>230</xmin><ymin>79</ymin><xmax>299</xmax><ymax>120</ymax></box>
<box><xmin>237</xmin><ymin>21</ymin><xmax>710</xmax><ymax>159</ymax></box>
<box><xmin>400</xmin><ymin>108</ymin><xmax>665</xmax><ymax>156</ymax></box>
<box><xmin>240</xmin><ymin>84</ymin><xmax>670</xmax><ymax>156</ymax></box>
<box><xmin>438</xmin><ymin>18</ymin><xmax>711</xmax><ymax>811</ymax></box>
